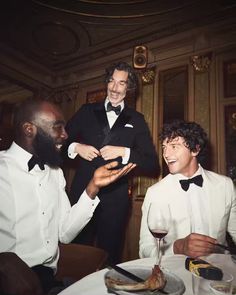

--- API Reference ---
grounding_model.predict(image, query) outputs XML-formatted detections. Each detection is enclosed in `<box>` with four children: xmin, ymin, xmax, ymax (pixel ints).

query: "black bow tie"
<box><xmin>179</xmin><ymin>175</ymin><xmax>203</xmax><ymax>191</ymax></box>
<box><xmin>28</xmin><ymin>155</ymin><xmax>45</xmax><ymax>171</ymax></box>
<box><xmin>106</xmin><ymin>102</ymin><xmax>121</xmax><ymax>115</ymax></box>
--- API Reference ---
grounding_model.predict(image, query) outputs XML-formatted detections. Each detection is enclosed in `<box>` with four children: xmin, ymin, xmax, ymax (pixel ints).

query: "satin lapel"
<box><xmin>93</xmin><ymin>102</ymin><xmax>110</xmax><ymax>137</ymax></box>
<box><xmin>202</xmin><ymin>171</ymin><xmax>222</xmax><ymax>237</ymax></box>
<box><xmin>102</xmin><ymin>107</ymin><xmax>131</xmax><ymax>146</ymax></box>
<box><xmin>112</xmin><ymin>107</ymin><xmax>131</xmax><ymax>130</ymax></box>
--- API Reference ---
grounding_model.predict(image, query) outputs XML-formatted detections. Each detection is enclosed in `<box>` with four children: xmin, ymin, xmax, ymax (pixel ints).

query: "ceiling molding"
<box><xmin>0</xmin><ymin>0</ymin><xmax>235</xmax><ymax>97</ymax></box>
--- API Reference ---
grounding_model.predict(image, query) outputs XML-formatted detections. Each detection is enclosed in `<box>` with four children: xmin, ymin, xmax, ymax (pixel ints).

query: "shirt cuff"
<box><xmin>79</xmin><ymin>190</ymin><xmax>100</xmax><ymax>210</ymax></box>
<box><xmin>122</xmin><ymin>147</ymin><xmax>130</xmax><ymax>164</ymax></box>
<box><xmin>68</xmin><ymin>142</ymin><xmax>78</xmax><ymax>159</ymax></box>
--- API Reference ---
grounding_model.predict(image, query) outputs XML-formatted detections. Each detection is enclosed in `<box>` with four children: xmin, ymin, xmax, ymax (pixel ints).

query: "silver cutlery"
<box><xmin>108</xmin><ymin>264</ymin><xmax>144</xmax><ymax>282</ymax></box>
<box><xmin>215</xmin><ymin>243</ymin><xmax>236</xmax><ymax>254</ymax></box>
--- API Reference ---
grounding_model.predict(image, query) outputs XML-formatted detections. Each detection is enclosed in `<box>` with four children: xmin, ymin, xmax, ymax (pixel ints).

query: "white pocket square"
<box><xmin>125</xmin><ymin>124</ymin><xmax>133</xmax><ymax>128</ymax></box>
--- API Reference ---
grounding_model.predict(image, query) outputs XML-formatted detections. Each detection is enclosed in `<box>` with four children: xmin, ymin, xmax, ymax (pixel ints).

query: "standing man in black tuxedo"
<box><xmin>65</xmin><ymin>61</ymin><xmax>159</xmax><ymax>263</ymax></box>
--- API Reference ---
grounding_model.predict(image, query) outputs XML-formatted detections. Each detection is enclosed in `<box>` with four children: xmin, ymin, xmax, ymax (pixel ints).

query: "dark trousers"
<box><xmin>72</xmin><ymin>186</ymin><xmax>130</xmax><ymax>264</ymax></box>
<box><xmin>32</xmin><ymin>265</ymin><xmax>57</xmax><ymax>293</ymax></box>
<box><xmin>32</xmin><ymin>265</ymin><xmax>73</xmax><ymax>295</ymax></box>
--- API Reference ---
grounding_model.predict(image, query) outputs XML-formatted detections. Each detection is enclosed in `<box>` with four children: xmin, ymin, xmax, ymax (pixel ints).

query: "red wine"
<box><xmin>149</xmin><ymin>229</ymin><xmax>168</xmax><ymax>239</ymax></box>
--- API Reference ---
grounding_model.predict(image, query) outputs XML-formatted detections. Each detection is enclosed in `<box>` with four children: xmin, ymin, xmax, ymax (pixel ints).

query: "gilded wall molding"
<box><xmin>191</xmin><ymin>52</ymin><xmax>212</xmax><ymax>73</ymax></box>
<box><xmin>140</xmin><ymin>66</ymin><xmax>156</xmax><ymax>85</ymax></box>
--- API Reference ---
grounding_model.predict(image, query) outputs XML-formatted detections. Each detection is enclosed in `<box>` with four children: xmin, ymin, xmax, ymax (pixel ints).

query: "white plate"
<box><xmin>104</xmin><ymin>265</ymin><xmax>185</xmax><ymax>295</ymax></box>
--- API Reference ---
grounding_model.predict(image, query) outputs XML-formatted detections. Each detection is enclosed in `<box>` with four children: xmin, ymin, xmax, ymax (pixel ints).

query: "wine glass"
<box><xmin>147</xmin><ymin>202</ymin><xmax>171</xmax><ymax>265</ymax></box>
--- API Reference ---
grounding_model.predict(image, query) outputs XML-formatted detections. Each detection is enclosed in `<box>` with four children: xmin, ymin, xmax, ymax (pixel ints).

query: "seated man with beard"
<box><xmin>0</xmin><ymin>99</ymin><xmax>135</xmax><ymax>295</ymax></box>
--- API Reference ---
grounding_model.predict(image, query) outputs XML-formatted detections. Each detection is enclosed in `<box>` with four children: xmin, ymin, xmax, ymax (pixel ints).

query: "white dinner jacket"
<box><xmin>139</xmin><ymin>166</ymin><xmax>236</xmax><ymax>258</ymax></box>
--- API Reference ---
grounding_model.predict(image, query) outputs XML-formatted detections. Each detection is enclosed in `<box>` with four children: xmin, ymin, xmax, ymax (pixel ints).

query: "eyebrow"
<box><xmin>110</xmin><ymin>77</ymin><xmax>127</xmax><ymax>83</ymax></box>
<box><xmin>162</xmin><ymin>141</ymin><xmax>183</xmax><ymax>147</ymax></box>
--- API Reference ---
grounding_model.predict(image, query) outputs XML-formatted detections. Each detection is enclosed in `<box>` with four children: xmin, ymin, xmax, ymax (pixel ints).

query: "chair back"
<box><xmin>56</xmin><ymin>243</ymin><xmax>108</xmax><ymax>281</ymax></box>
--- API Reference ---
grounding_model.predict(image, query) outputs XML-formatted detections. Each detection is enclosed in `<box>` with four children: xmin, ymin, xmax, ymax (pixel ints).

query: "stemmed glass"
<box><xmin>147</xmin><ymin>202</ymin><xmax>171</xmax><ymax>266</ymax></box>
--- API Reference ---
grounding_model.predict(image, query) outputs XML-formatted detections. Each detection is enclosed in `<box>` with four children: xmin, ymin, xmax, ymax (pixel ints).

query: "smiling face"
<box><xmin>162</xmin><ymin>136</ymin><xmax>199</xmax><ymax>177</ymax></box>
<box><xmin>32</xmin><ymin>102</ymin><xmax>68</xmax><ymax>167</ymax></box>
<box><xmin>107</xmin><ymin>69</ymin><xmax>128</xmax><ymax>106</ymax></box>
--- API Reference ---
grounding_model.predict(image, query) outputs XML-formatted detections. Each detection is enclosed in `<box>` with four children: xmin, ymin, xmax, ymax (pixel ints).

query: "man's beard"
<box><xmin>32</xmin><ymin>127</ymin><xmax>62</xmax><ymax>168</ymax></box>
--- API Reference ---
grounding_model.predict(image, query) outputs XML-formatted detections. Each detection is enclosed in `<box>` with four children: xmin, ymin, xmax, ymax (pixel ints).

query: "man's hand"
<box><xmin>86</xmin><ymin>161</ymin><xmax>136</xmax><ymax>198</ymax></box>
<box><xmin>100</xmin><ymin>145</ymin><xmax>125</xmax><ymax>160</ymax></box>
<box><xmin>75</xmin><ymin>143</ymin><xmax>100</xmax><ymax>161</ymax></box>
<box><xmin>173</xmin><ymin>233</ymin><xmax>217</xmax><ymax>258</ymax></box>
<box><xmin>0</xmin><ymin>252</ymin><xmax>44</xmax><ymax>295</ymax></box>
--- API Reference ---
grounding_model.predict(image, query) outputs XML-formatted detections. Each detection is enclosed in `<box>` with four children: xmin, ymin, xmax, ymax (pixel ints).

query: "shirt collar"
<box><xmin>174</xmin><ymin>164</ymin><xmax>203</xmax><ymax>181</ymax></box>
<box><xmin>8</xmin><ymin>142</ymin><xmax>33</xmax><ymax>172</ymax></box>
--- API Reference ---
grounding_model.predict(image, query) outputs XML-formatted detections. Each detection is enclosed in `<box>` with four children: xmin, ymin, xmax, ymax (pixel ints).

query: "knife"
<box><xmin>108</xmin><ymin>264</ymin><xmax>144</xmax><ymax>282</ymax></box>
<box><xmin>215</xmin><ymin>243</ymin><xmax>230</xmax><ymax>251</ymax></box>
<box><xmin>215</xmin><ymin>243</ymin><xmax>236</xmax><ymax>255</ymax></box>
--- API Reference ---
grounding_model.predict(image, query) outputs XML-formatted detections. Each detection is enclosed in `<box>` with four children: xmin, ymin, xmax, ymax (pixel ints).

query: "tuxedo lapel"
<box><xmin>93</xmin><ymin>102</ymin><xmax>110</xmax><ymax>137</ymax></box>
<box><xmin>102</xmin><ymin>106</ymin><xmax>131</xmax><ymax>146</ymax></box>
<box><xmin>111</xmin><ymin>107</ymin><xmax>131</xmax><ymax>130</ymax></box>
<box><xmin>202</xmin><ymin>170</ymin><xmax>223</xmax><ymax>237</ymax></box>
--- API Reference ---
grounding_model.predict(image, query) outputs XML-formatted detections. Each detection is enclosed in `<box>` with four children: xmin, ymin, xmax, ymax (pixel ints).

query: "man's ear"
<box><xmin>192</xmin><ymin>144</ymin><xmax>200</xmax><ymax>157</ymax></box>
<box><xmin>22</xmin><ymin>122</ymin><xmax>37</xmax><ymax>138</ymax></box>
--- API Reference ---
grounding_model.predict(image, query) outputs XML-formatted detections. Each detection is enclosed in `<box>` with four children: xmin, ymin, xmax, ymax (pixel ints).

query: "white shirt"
<box><xmin>104</xmin><ymin>98</ymin><xmax>124</xmax><ymax>128</ymax></box>
<box><xmin>139</xmin><ymin>165</ymin><xmax>225</xmax><ymax>258</ymax></box>
<box><xmin>176</xmin><ymin>167</ymin><xmax>209</xmax><ymax>235</ymax></box>
<box><xmin>0</xmin><ymin>142</ymin><xmax>100</xmax><ymax>269</ymax></box>
<box><xmin>68</xmin><ymin>99</ymin><xmax>130</xmax><ymax>163</ymax></box>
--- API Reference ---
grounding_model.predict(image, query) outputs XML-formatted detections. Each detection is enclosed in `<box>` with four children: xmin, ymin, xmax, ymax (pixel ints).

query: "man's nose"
<box><xmin>111</xmin><ymin>81</ymin><xmax>118</xmax><ymax>91</ymax></box>
<box><xmin>163</xmin><ymin>147</ymin><xmax>170</xmax><ymax>158</ymax></box>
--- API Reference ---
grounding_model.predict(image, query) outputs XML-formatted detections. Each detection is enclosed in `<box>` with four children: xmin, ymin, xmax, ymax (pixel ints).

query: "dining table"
<box><xmin>58</xmin><ymin>254</ymin><xmax>236</xmax><ymax>295</ymax></box>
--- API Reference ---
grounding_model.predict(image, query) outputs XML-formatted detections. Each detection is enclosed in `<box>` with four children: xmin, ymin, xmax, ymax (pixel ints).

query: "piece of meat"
<box><xmin>105</xmin><ymin>264</ymin><xmax>166</xmax><ymax>291</ymax></box>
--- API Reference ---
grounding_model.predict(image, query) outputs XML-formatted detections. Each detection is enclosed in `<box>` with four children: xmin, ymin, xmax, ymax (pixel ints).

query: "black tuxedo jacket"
<box><xmin>64</xmin><ymin>101</ymin><xmax>159</xmax><ymax>203</ymax></box>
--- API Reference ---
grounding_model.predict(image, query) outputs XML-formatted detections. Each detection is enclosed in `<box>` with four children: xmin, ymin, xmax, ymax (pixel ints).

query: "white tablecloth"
<box><xmin>58</xmin><ymin>254</ymin><xmax>236</xmax><ymax>295</ymax></box>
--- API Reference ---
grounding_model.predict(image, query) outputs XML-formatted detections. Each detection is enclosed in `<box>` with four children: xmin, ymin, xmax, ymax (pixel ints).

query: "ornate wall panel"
<box><xmin>194</xmin><ymin>72</ymin><xmax>210</xmax><ymax>135</ymax></box>
<box><xmin>132</xmin><ymin>68</ymin><xmax>158</xmax><ymax>199</ymax></box>
<box><xmin>192</xmin><ymin>53</ymin><xmax>212</xmax><ymax>137</ymax></box>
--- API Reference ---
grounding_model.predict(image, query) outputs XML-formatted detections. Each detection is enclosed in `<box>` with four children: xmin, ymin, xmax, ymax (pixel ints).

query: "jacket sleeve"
<box><xmin>129</xmin><ymin>114</ymin><xmax>160</xmax><ymax>176</ymax></box>
<box><xmin>227</xmin><ymin>178</ymin><xmax>236</xmax><ymax>244</ymax></box>
<box><xmin>61</xmin><ymin>104</ymin><xmax>89</xmax><ymax>159</ymax></box>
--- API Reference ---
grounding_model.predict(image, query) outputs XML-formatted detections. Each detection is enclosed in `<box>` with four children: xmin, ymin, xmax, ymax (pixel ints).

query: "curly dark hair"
<box><xmin>105</xmin><ymin>61</ymin><xmax>138</xmax><ymax>90</ymax></box>
<box><xmin>159</xmin><ymin>119</ymin><xmax>208</xmax><ymax>163</ymax></box>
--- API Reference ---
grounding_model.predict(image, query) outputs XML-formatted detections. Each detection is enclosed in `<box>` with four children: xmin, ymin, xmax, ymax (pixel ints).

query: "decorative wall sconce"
<box><xmin>191</xmin><ymin>52</ymin><xmax>212</xmax><ymax>73</ymax></box>
<box><xmin>141</xmin><ymin>66</ymin><xmax>156</xmax><ymax>85</ymax></box>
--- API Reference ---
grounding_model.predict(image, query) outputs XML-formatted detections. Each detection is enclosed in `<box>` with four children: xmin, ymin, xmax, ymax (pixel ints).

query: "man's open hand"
<box><xmin>86</xmin><ymin>161</ymin><xmax>136</xmax><ymax>198</ymax></box>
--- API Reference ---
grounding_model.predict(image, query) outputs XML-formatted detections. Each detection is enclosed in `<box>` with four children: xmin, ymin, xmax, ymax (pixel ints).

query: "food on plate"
<box><xmin>105</xmin><ymin>264</ymin><xmax>166</xmax><ymax>291</ymax></box>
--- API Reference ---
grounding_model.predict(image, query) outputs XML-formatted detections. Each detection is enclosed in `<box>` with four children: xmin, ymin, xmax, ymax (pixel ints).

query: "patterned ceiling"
<box><xmin>1</xmin><ymin>0</ymin><xmax>231</xmax><ymax>73</ymax></box>
<box><xmin>32</xmin><ymin>0</ymin><xmax>195</xmax><ymax>19</ymax></box>
<box><xmin>0</xmin><ymin>0</ymin><xmax>235</xmax><ymax>97</ymax></box>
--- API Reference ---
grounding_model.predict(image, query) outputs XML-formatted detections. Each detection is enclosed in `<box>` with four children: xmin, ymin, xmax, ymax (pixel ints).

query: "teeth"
<box><xmin>56</xmin><ymin>144</ymin><xmax>62</xmax><ymax>150</ymax></box>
